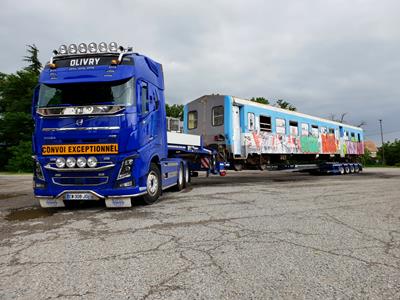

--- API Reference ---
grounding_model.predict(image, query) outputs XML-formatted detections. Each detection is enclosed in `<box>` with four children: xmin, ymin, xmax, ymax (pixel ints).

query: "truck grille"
<box><xmin>52</xmin><ymin>176</ymin><xmax>108</xmax><ymax>186</ymax></box>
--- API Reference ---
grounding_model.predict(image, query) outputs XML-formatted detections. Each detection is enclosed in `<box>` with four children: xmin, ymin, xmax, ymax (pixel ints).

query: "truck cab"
<box><xmin>33</xmin><ymin>42</ymin><xmax>179</xmax><ymax>208</ymax></box>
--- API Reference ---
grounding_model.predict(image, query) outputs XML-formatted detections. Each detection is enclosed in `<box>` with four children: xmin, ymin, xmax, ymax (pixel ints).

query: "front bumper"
<box><xmin>36</xmin><ymin>187</ymin><xmax>148</xmax><ymax>208</ymax></box>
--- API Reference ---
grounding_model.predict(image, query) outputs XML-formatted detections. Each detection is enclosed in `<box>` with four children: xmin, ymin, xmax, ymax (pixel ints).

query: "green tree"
<box><xmin>378</xmin><ymin>140</ymin><xmax>400</xmax><ymax>166</ymax></box>
<box><xmin>5</xmin><ymin>140</ymin><xmax>33</xmax><ymax>172</ymax></box>
<box><xmin>23</xmin><ymin>44</ymin><xmax>42</xmax><ymax>75</ymax></box>
<box><xmin>165</xmin><ymin>103</ymin><xmax>184</xmax><ymax>120</ymax></box>
<box><xmin>275</xmin><ymin>99</ymin><xmax>296</xmax><ymax>111</ymax></box>
<box><xmin>0</xmin><ymin>44</ymin><xmax>40</xmax><ymax>170</ymax></box>
<box><xmin>250</xmin><ymin>97</ymin><xmax>270</xmax><ymax>105</ymax></box>
<box><xmin>360</xmin><ymin>148</ymin><xmax>377</xmax><ymax>166</ymax></box>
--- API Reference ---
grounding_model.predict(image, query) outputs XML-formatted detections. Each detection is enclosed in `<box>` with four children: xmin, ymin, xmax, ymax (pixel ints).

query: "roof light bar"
<box><xmin>52</xmin><ymin>42</ymin><xmax>133</xmax><ymax>57</ymax></box>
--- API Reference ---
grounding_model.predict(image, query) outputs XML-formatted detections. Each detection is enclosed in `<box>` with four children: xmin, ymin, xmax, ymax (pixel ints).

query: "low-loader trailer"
<box><xmin>33</xmin><ymin>42</ymin><xmax>226</xmax><ymax>208</ymax></box>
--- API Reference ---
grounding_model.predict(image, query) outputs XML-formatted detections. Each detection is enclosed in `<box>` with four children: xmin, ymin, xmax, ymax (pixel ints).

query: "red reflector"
<box><xmin>219</xmin><ymin>170</ymin><xmax>227</xmax><ymax>176</ymax></box>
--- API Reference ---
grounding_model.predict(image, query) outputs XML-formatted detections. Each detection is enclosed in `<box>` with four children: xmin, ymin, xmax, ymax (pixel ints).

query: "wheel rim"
<box><xmin>147</xmin><ymin>171</ymin><xmax>159</xmax><ymax>196</ymax></box>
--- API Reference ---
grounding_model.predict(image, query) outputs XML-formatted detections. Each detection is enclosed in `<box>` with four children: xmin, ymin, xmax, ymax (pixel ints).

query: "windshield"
<box><xmin>38</xmin><ymin>78</ymin><xmax>135</xmax><ymax>108</ymax></box>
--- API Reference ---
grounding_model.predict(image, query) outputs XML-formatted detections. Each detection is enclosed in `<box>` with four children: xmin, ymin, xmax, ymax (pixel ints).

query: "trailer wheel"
<box><xmin>233</xmin><ymin>162</ymin><xmax>243</xmax><ymax>171</ymax></box>
<box><xmin>354</xmin><ymin>164</ymin><xmax>360</xmax><ymax>173</ymax></box>
<box><xmin>258</xmin><ymin>164</ymin><xmax>268</xmax><ymax>171</ymax></box>
<box><xmin>184</xmin><ymin>164</ymin><xmax>191</xmax><ymax>186</ymax></box>
<box><xmin>142</xmin><ymin>163</ymin><xmax>162</xmax><ymax>205</ymax></box>
<box><xmin>349</xmin><ymin>164</ymin><xmax>355</xmax><ymax>173</ymax></box>
<box><xmin>339</xmin><ymin>166</ymin><xmax>345</xmax><ymax>175</ymax></box>
<box><xmin>174</xmin><ymin>163</ymin><xmax>185</xmax><ymax>191</ymax></box>
<box><xmin>344</xmin><ymin>165</ymin><xmax>350</xmax><ymax>174</ymax></box>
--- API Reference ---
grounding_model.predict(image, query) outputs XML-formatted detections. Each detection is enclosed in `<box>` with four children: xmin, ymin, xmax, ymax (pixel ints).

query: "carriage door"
<box><xmin>232</xmin><ymin>105</ymin><xmax>242</xmax><ymax>156</ymax></box>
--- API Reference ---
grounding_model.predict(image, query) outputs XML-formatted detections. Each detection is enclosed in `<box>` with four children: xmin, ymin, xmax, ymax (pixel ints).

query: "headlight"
<box><xmin>68</xmin><ymin>44</ymin><xmax>77</xmax><ymax>54</ymax></box>
<box><xmin>55</xmin><ymin>157</ymin><xmax>66</xmax><ymax>168</ymax></box>
<box><xmin>78</xmin><ymin>43</ymin><xmax>87</xmax><ymax>53</ymax></box>
<box><xmin>87</xmin><ymin>156</ymin><xmax>98</xmax><ymax>168</ymax></box>
<box><xmin>99</xmin><ymin>42</ymin><xmax>107</xmax><ymax>52</ymax></box>
<box><xmin>59</xmin><ymin>44</ymin><xmax>68</xmax><ymax>54</ymax></box>
<box><xmin>117</xmin><ymin>158</ymin><xmax>134</xmax><ymax>180</ymax></box>
<box><xmin>109</xmin><ymin>42</ymin><xmax>118</xmax><ymax>52</ymax></box>
<box><xmin>76</xmin><ymin>157</ymin><xmax>87</xmax><ymax>168</ymax></box>
<box><xmin>88</xmin><ymin>42</ymin><xmax>97</xmax><ymax>53</ymax></box>
<box><xmin>35</xmin><ymin>161</ymin><xmax>44</xmax><ymax>181</ymax></box>
<box><xmin>66</xmin><ymin>157</ymin><xmax>76</xmax><ymax>168</ymax></box>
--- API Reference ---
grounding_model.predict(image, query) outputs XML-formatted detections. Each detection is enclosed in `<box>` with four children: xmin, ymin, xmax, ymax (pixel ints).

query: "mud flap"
<box><xmin>105</xmin><ymin>198</ymin><xmax>132</xmax><ymax>208</ymax></box>
<box><xmin>38</xmin><ymin>198</ymin><xmax>65</xmax><ymax>208</ymax></box>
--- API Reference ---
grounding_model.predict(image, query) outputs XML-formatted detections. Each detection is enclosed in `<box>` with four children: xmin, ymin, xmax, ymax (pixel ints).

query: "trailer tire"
<box><xmin>184</xmin><ymin>164</ymin><xmax>191</xmax><ymax>186</ymax></box>
<box><xmin>258</xmin><ymin>164</ymin><xmax>268</xmax><ymax>171</ymax></box>
<box><xmin>174</xmin><ymin>163</ymin><xmax>185</xmax><ymax>191</ymax></box>
<box><xmin>142</xmin><ymin>163</ymin><xmax>162</xmax><ymax>205</ymax></box>
<box><xmin>339</xmin><ymin>166</ymin><xmax>345</xmax><ymax>175</ymax></box>
<box><xmin>344</xmin><ymin>165</ymin><xmax>350</xmax><ymax>174</ymax></box>
<box><xmin>233</xmin><ymin>162</ymin><xmax>243</xmax><ymax>172</ymax></box>
<box><xmin>349</xmin><ymin>164</ymin><xmax>355</xmax><ymax>173</ymax></box>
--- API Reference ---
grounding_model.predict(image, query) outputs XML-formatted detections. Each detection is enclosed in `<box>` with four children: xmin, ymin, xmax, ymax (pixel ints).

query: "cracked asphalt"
<box><xmin>0</xmin><ymin>168</ymin><xmax>400</xmax><ymax>299</ymax></box>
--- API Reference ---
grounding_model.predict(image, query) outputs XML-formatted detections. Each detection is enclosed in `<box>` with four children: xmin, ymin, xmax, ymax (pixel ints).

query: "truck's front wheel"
<box><xmin>142</xmin><ymin>163</ymin><xmax>162</xmax><ymax>205</ymax></box>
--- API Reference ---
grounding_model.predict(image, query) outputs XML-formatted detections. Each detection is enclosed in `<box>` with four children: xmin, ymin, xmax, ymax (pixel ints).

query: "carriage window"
<box><xmin>301</xmin><ymin>123</ymin><xmax>309</xmax><ymax>136</ymax></box>
<box><xmin>311</xmin><ymin>125</ymin><xmax>319</xmax><ymax>137</ymax></box>
<box><xmin>344</xmin><ymin>131</ymin><xmax>349</xmax><ymax>140</ymax></box>
<box><xmin>357</xmin><ymin>133</ymin><xmax>361</xmax><ymax>142</ymax></box>
<box><xmin>289</xmin><ymin>121</ymin><xmax>298</xmax><ymax>136</ymax></box>
<box><xmin>320</xmin><ymin>127</ymin><xmax>327</xmax><ymax>134</ymax></box>
<box><xmin>212</xmin><ymin>106</ymin><xmax>224</xmax><ymax>126</ymax></box>
<box><xmin>328</xmin><ymin>128</ymin><xmax>335</xmax><ymax>134</ymax></box>
<box><xmin>276</xmin><ymin>118</ymin><xmax>286</xmax><ymax>135</ymax></box>
<box><xmin>260</xmin><ymin>115</ymin><xmax>271</xmax><ymax>132</ymax></box>
<box><xmin>248</xmin><ymin>113</ymin><xmax>255</xmax><ymax>131</ymax></box>
<box><xmin>351</xmin><ymin>132</ymin><xmax>356</xmax><ymax>141</ymax></box>
<box><xmin>188</xmin><ymin>111</ymin><xmax>198</xmax><ymax>129</ymax></box>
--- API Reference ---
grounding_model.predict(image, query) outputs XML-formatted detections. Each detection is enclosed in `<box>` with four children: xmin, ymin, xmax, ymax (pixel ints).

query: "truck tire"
<box><xmin>174</xmin><ymin>163</ymin><xmax>185</xmax><ymax>191</ymax></box>
<box><xmin>142</xmin><ymin>163</ymin><xmax>162</xmax><ymax>205</ymax></box>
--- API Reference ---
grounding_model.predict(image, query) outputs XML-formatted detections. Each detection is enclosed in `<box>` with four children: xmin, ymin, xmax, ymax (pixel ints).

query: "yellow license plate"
<box><xmin>42</xmin><ymin>144</ymin><xmax>118</xmax><ymax>155</ymax></box>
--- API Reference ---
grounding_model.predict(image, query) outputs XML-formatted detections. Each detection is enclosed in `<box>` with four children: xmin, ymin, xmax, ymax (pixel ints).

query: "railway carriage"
<box><xmin>183</xmin><ymin>95</ymin><xmax>364</xmax><ymax>170</ymax></box>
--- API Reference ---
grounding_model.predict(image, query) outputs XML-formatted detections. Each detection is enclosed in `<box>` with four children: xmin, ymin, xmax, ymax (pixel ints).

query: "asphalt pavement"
<box><xmin>0</xmin><ymin>168</ymin><xmax>399</xmax><ymax>299</ymax></box>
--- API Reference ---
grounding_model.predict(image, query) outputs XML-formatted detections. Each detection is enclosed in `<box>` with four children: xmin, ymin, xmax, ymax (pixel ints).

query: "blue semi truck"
<box><xmin>32</xmin><ymin>42</ymin><xmax>226</xmax><ymax>208</ymax></box>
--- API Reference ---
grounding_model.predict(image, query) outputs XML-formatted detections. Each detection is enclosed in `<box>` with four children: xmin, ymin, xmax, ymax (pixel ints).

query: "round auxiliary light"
<box><xmin>87</xmin><ymin>156</ymin><xmax>98</xmax><ymax>168</ymax></box>
<box><xmin>98</xmin><ymin>42</ymin><xmax>107</xmax><ymax>52</ymax></box>
<box><xmin>59</xmin><ymin>44</ymin><xmax>68</xmax><ymax>54</ymax></box>
<box><xmin>68</xmin><ymin>44</ymin><xmax>77</xmax><ymax>54</ymax></box>
<box><xmin>88</xmin><ymin>42</ymin><xmax>97</xmax><ymax>53</ymax></box>
<box><xmin>109</xmin><ymin>42</ymin><xmax>118</xmax><ymax>52</ymax></box>
<box><xmin>76</xmin><ymin>157</ymin><xmax>87</xmax><ymax>168</ymax></box>
<box><xmin>66</xmin><ymin>157</ymin><xmax>76</xmax><ymax>168</ymax></box>
<box><xmin>78</xmin><ymin>43</ymin><xmax>87</xmax><ymax>53</ymax></box>
<box><xmin>55</xmin><ymin>157</ymin><xmax>66</xmax><ymax>168</ymax></box>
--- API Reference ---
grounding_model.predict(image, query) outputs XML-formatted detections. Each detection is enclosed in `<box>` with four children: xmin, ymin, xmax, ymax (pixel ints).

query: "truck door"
<box><xmin>232</xmin><ymin>105</ymin><xmax>242</xmax><ymax>156</ymax></box>
<box><xmin>138</xmin><ymin>81</ymin><xmax>152</xmax><ymax>146</ymax></box>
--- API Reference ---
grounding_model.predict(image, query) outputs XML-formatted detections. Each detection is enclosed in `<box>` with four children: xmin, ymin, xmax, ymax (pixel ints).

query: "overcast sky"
<box><xmin>1</xmin><ymin>0</ymin><xmax>399</xmax><ymax>143</ymax></box>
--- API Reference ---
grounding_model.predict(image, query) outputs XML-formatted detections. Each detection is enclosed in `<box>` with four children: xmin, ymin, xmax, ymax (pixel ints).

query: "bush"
<box><xmin>5</xmin><ymin>140</ymin><xmax>33</xmax><ymax>172</ymax></box>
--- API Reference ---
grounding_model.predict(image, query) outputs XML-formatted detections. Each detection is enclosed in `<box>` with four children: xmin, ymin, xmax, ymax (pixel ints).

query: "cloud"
<box><xmin>1</xmin><ymin>0</ymin><xmax>399</xmax><ymax>143</ymax></box>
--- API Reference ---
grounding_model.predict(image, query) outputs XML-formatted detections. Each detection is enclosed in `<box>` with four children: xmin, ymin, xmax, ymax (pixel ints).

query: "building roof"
<box><xmin>364</xmin><ymin>140</ymin><xmax>378</xmax><ymax>152</ymax></box>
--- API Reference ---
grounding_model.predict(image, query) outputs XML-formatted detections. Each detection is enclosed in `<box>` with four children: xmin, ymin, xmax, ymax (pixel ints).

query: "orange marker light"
<box><xmin>110</xmin><ymin>59</ymin><xmax>119</xmax><ymax>65</ymax></box>
<box><xmin>48</xmin><ymin>63</ymin><xmax>57</xmax><ymax>69</ymax></box>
